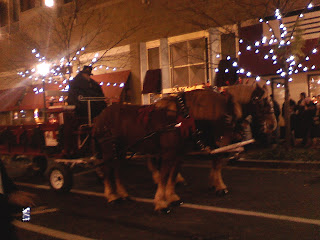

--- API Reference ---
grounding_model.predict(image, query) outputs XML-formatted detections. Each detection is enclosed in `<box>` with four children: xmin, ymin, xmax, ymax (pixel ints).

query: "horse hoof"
<box><xmin>109</xmin><ymin>198</ymin><xmax>123</xmax><ymax>205</ymax></box>
<box><xmin>176</xmin><ymin>181</ymin><xmax>188</xmax><ymax>187</ymax></box>
<box><xmin>157</xmin><ymin>208</ymin><xmax>171</xmax><ymax>214</ymax></box>
<box><xmin>216</xmin><ymin>189</ymin><xmax>229</xmax><ymax>196</ymax></box>
<box><xmin>122</xmin><ymin>196</ymin><xmax>134</xmax><ymax>202</ymax></box>
<box><xmin>170</xmin><ymin>200</ymin><xmax>184</xmax><ymax>207</ymax></box>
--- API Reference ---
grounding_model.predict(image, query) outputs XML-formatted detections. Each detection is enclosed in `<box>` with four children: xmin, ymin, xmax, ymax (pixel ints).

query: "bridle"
<box><xmin>248</xmin><ymin>88</ymin><xmax>276</xmax><ymax>135</ymax></box>
<box><xmin>250</xmin><ymin>87</ymin><xmax>275</xmax><ymax>116</ymax></box>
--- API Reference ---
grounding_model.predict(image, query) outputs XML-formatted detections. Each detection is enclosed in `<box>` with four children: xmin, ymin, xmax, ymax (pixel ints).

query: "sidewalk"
<box><xmin>227</xmin><ymin>158</ymin><xmax>320</xmax><ymax>171</ymax></box>
<box><xmin>184</xmin><ymin>144</ymin><xmax>320</xmax><ymax>171</ymax></box>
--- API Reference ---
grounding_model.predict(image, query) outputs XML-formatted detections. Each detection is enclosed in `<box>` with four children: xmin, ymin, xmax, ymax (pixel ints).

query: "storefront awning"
<box><xmin>0</xmin><ymin>87</ymin><xmax>25</xmax><ymax>112</ymax></box>
<box><xmin>18</xmin><ymin>85</ymin><xmax>45</xmax><ymax>110</ymax></box>
<box><xmin>142</xmin><ymin>69</ymin><xmax>162</xmax><ymax>94</ymax></box>
<box><xmin>18</xmin><ymin>84</ymin><xmax>68</xmax><ymax>110</ymax></box>
<box><xmin>92</xmin><ymin>70</ymin><xmax>130</xmax><ymax>102</ymax></box>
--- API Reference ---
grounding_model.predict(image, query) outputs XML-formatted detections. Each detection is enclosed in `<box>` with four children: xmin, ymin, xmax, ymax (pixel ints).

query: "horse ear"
<box><xmin>262</xmin><ymin>84</ymin><xmax>268</xmax><ymax>90</ymax></box>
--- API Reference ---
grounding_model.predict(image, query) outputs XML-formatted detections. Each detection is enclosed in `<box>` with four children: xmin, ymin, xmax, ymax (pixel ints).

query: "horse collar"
<box><xmin>175</xmin><ymin>93</ymin><xmax>207</xmax><ymax>150</ymax></box>
<box><xmin>176</xmin><ymin>92</ymin><xmax>190</xmax><ymax>119</ymax></box>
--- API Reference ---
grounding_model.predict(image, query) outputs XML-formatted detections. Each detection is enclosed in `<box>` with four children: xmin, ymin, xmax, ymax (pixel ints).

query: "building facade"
<box><xmin>0</xmin><ymin>0</ymin><xmax>319</xmax><ymax>126</ymax></box>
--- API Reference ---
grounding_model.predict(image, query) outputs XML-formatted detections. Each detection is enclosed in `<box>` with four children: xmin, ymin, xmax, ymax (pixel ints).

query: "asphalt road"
<box><xmin>5</xmin><ymin>158</ymin><xmax>320</xmax><ymax>240</ymax></box>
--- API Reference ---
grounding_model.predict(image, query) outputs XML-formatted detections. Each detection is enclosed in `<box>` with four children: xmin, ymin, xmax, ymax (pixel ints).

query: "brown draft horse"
<box><xmin>92</xmin><ymin>83</ymin><xmax>276</xmax><ymax>212</ymax></box>
<box><xmin>149</xmin><ymin>83</ymin><xmax>277</xmax><ymax>194</ymax></box>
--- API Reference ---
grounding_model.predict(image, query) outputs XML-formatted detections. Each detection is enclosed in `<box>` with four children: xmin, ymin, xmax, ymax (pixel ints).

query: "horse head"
<box><xmin>249</xmin><ymin>84</ymin><xmax>277</xmax><ymax>135</ymax></box>
<box><xmin>224</xmin><ymin>83</ymin><xmax>277</xmax><ymax>137</ymax></box>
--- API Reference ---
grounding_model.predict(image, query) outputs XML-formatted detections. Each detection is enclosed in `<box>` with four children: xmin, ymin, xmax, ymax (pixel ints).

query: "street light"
<box><xmin>45</xmin><ymin>0</ymin><xmax>54</xmax><ymax>7</ymax></box>
<box><xmin>37</xmin><ymin>62</ymin><xmax>50</xmax><ymax>76</ymax></box>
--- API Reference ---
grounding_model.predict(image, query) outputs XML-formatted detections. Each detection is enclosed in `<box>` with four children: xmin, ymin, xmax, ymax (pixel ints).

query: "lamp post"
<box><xmin>37</xmin><ymin>62</ymin><xmax>51</xmax><ymax>122</ymax></box>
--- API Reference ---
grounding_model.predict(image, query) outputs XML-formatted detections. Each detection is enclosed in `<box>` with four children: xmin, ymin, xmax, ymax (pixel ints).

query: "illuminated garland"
<box><xmin>17</xmin><ymin>46</ymin><xmax>124</xmax><ymax>100</ymax></box>
<box><xmin>215</xmin><ymin>2</ymin><xmax>318</xmax><ymax>87</ymax></box>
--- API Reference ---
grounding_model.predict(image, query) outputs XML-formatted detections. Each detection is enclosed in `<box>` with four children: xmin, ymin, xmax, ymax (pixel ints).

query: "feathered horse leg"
<box><xmin>147</xmin><ymin>157</ymin><xmax>186</xmax><ymax>185</ymax></box>
<box><xmin>99</xmin><ymin>141</ymin><xmax>124</xmax><ymax>204</ymax></box>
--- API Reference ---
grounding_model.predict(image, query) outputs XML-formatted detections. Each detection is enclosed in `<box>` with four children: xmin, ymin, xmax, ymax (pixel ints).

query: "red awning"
<box><xmin>18</xmin><ymin>83</ymin><xmax>69</xmax><ymax>110</ymax></box>
<box><xmin>92</xmin><ymin>70</ymin><xmax>130</xmax><ymax>102</ymax></box>
<box><xmin>18</xmin><ymin>85</ymin><xmax>45</xmax><ymax>110</ymax></box>
<box><xmin>142</xmin><ymin>69</ymin><xmax>162</xmax><ymax>94</ymax></box>
<box><xmin>0</xmin><ymin>87</ymin><xmax>26</xmax><ymax>112</ymax></box>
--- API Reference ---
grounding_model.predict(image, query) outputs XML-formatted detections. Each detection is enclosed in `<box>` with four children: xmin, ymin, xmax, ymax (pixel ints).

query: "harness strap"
<box><xmin>176</xmin><ymin>92</ymin><xmax>207</xmax><ymax>150</ymax></box>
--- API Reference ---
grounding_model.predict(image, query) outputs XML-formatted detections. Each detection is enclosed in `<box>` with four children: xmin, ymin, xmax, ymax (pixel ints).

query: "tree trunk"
<box><xmin>284</xmin><ymin>74</ymin><xmax>292</xmax><ymax>149</ymax></box>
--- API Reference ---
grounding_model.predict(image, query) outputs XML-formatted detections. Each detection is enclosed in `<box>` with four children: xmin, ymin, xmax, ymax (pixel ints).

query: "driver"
<box><xmin>67</xmin><ymin>65</ymin><xmax>106</xmax><ymax>122</ymax></box>
<box><xmin>63</xmin><ymin>66</ymin><xmax>107</xmax><ymax>158</ymax></box>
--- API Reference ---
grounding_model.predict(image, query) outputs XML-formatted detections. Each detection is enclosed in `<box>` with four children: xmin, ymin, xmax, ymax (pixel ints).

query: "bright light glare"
<box><xmin>37</xmin><ymin>62</ymin><xmax>50</xmax><ymax>76</ymax></box>
<box><xmin>45</xmin><ymin>0</ymin><xmax>54</xmax><ymax>7</ymax></box>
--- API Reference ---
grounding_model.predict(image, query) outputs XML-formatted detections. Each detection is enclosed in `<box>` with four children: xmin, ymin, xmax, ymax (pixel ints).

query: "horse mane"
<box><xmin>153</xmin><ymin>85</ymin><xmax>269</xmax><ymax>122</ymax></box>
<box><xmin>224</xmin><ymin>84</ymin><xmax>256</xmax><ymax>104</ymax></box>
<box><xmin>155</xmin><ymin>89</ymin><xmax>235</xmax><ymax>122</ymax></box>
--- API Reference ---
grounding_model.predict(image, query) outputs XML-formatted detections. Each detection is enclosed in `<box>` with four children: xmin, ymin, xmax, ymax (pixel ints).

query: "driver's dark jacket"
<box><xmin>67</xmin><ymin>73</ymin><xmax>107</xmax><ymax>120</ymax></box>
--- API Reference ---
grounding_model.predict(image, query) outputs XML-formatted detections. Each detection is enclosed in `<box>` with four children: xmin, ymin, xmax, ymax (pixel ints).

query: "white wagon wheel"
<box><xmin>48</xmin><ymin>164</ymin><xmax>73</xmax><ymax>192</ymax></box>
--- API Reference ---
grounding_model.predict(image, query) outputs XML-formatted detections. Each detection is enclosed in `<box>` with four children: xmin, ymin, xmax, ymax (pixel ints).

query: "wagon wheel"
<box><xmin>48</xmin><ymin>164</ymin><xmax>73</xmax><ymax>192</ymax></box>
<box><xmin>32</xmin><ymin>156</ymin><xmax>47</xmax><ymax>175</ymax></box>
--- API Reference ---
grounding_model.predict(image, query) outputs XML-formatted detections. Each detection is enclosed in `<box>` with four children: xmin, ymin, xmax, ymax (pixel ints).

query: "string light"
<box><xmin>19</xmin><ymin>45</ymin><xmax>125</xmax><ymax>96</ymax></box>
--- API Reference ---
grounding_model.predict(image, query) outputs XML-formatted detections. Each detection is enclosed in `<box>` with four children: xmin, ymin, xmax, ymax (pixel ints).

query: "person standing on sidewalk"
<box><xmin>270</xmin><ymin>95</ymin><xmax>280</xmax><ymax>144</ymax></box>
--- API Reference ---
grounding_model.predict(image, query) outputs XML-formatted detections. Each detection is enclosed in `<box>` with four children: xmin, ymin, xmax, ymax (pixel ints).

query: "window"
<box><xmin>308</xmin><ymin>74</ymin><xmax>320</xmax><ymax>98</ymax></box>
<box><xmin>170</xmin><ymin>38</ymin><xmax>208</xmax><ymax>88</ymax></box>
<box><xmin>221</xmin><ymin>33</ymin><xmax>236</xmax><ymax>59</ymax></box>
<box><xmin>20</xmin><ymin>0</ymin><xmax>36</xmax><ymax>12</ymax></box>
<box><xmin>147</xmin><ymin>47</ymin><xmax>160</xmax><ymax>70</ymax></box>
<box><xmin>271</xmin><ymin>78</ymin><xmax>285</xmax><ymax>105</ymax></box>
<box><xmin>0</xmin><ymin>2</ymin><xmax>8</xmax><ymax>27</ymax></box>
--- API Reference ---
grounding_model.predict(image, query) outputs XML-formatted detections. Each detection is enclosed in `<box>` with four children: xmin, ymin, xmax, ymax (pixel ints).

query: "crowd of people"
<box><xmin>279</xmin><ymin>92</ymin><xmax>319</xmax><ymax>147</ymax></box>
